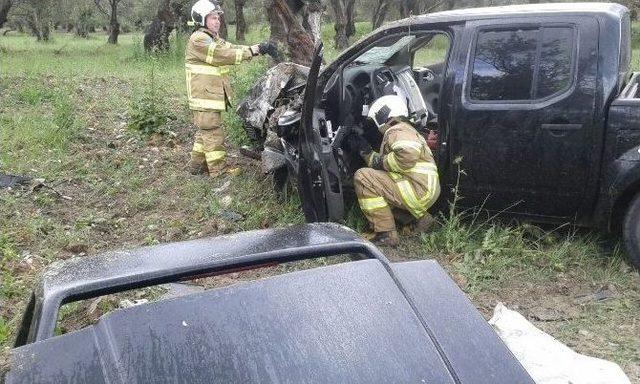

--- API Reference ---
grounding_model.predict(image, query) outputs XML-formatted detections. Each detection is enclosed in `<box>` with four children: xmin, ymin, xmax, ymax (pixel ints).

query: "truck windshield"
<box><xmin>355</xmin><ymin>35</ymin><xmax>416</xmax><ymax>64</ymax></box>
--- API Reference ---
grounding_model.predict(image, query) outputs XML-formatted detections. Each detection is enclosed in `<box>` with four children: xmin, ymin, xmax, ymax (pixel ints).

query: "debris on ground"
<box><xmin>213</xmin><ymin>180</ymin><xmax>231</xmax><ymax>194</ymax></box>
<box><xmin>63</xmin><ymin>243</ymin><xmax>89</xmax><ymax>255</ymax></box>
<box><xmin>489</xmin><ymin>303</ymin><xmax>630</xmax><ymax>384</ymax></box>
<box><xmin>119</xmin><ymin>299</ymin><xmax>149</xmax><ymax>309</ymax></box>
<box><xmin>220</xmin><ymin>196</ymin><xmax>233</xmax><ymax>208</ymax></box>
<box><xmin>0</xmin><ymin>174</ymin><xmax>31</xmax><ymax>189</ymax></box>
<box><xmin>30</xmin><ymin>179</ymin><xmax>72</xmax><ymax>200</ymax></box>
<box><xmin>574</xmin><ymin>284</ymin><xmax>619</xmax><ymax>304</ymax></box>
<box><xmin>87</xmin><ymin>297</ymin><xmax>103</xmax><ymax>315</ymax></box>
<box><xmin>218</xmin><ymin>209</ymin><xmax>244</xmax><ymax>223</ymax></box>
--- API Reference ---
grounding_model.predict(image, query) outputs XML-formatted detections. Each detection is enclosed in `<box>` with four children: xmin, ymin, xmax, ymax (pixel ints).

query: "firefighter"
<box><xmin>185</xmin><ymin>0</ymin><xmax>274</xmax><ymax>177</ymax></box>
<box><xmin>349</xmin><ymin>95</ymin><xmax>440</xmax><ymax>247</ymax></box>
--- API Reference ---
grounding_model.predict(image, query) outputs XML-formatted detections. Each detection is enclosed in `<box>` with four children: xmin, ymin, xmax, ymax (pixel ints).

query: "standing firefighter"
<box><xmin>186</xmin><ymin>0</ymin><xmax>272</xmax><ymax>177</ymax></box>
<box><xmin>350</xmin><ymin>95</ymin><xmax>441</xmax><ymax>246</ymax></box>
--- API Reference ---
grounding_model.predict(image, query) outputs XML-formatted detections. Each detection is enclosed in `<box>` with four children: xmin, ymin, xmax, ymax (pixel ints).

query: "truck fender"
<box><xmin>602</xmin><ymin>146</ymin><xmax>640</xmax><ymax>231</ymax></box>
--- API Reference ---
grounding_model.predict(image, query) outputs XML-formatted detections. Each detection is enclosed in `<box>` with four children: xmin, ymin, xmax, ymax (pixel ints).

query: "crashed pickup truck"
<box><xmin>239</xmin><ymin>3</ymin><xmax>640</xmax><ymax>268</ymax></box>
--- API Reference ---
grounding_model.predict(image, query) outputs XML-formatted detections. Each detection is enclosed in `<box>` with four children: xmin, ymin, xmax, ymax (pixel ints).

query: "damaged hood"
<box><xmin>236</xmin><ymin>62</ymin><xmax>309</xmax><ymax>136</ymax></box>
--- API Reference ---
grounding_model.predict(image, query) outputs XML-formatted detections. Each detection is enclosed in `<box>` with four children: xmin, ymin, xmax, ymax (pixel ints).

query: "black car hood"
<box><xmin>6</xmin><ymin>258</ymin><xmax>533</xmax><ymax>383</ymax></box>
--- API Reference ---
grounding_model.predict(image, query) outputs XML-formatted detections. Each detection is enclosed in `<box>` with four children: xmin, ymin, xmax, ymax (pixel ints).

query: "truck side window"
<box><xmin>470</xmin><ymin>28</ymin><xmax>538</xmax><ymax>101</ymax></box>
<box><xmin>469</xmin><ymin>26</ymin><xmax>575</xmax><ymax>102</ymax></box>
<box><xmin>413</xmin><ymin>34</ymin><xmax>450</xmax><ymax>69</ymax></box>
<box><xmin>537</xmin><ymin>27</ymin><xmax>573</xmax><ymax>98</ymax></box>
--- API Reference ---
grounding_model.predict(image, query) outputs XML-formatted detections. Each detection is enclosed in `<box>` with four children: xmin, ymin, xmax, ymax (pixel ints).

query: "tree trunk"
<box><xmin>443</xmin><ymin>0</ymin><xmax>455</xmax><ymax>10</ymax></box>
<box><xmin>419</xmin><ymin>0</ymin><xmax>441</xmax><ymax>14</ymax></box>
<box><xmin>371</xmin><ymin>0</ymin><xmax>389</xmax><ymax>30</ymax></box>
<box><xmin>235</xmin><ymin>0</ymin><xmax>246</xmax><ymax>42</ymax></box>
<box><xmin>0</xmin><ymin>0</ymin><xmax>11</xmax><ymax>29</ymax></box>
<box><xmin>301</xmin><ymin>0</ymin><xmax>323</xmax><ymax>42</ymax></box>
<box><xmin>218</xmin><ymin>0</ymin><xmax>228</xmax><ymax>39</ymax></box>
<box><xmin>28</xmin><ymin>8</ymin><xmax>50</xmax><ymax>41</ymax></box>
<box><xmin>144</xmin><ymin>0</ymin><xmax>173</xmax><ymax>52</ymax></box>
<box><xmin>266</xmin><ymin>0</ymin><xmax>314</xmax><ymax>66</ymax></box>
<box><xmin>267</xmin><ymin>1</ymin><xmax>287</xmax><ymax>43</ymax></box>
<box><xmin>399</xmin><ymin>0</ymin><xmax>420</xmax><ymax>18</ymax></box>
<box><xmin>41</xmin><ymin>24</ymin><xmax>50</xmax><ymax>41</ymax></box>
<box><xmin>143</xmin><ymin>0</ymin><xmax>189</xmax><ymax>52</ymax></box>
<box><xmin>346</xmin><ymin>0</ymin><xmax>355</xmax><ymax>38</ymax></box>
<box><xmin>105</xmin><ymin>0</ymin><xmax>119</xmax><ymax>44</ymax></box>
<box><xmin>330</xmin><ymin>0</ymin><xmax>354</xmax><ymax>50</ymax></box>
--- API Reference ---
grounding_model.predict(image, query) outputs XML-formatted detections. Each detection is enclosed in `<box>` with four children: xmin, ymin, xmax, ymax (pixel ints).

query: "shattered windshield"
<box><xmin>355</xmin><ymin>35</ymin><xmax>417</xmax><ymax>64</ymax></box>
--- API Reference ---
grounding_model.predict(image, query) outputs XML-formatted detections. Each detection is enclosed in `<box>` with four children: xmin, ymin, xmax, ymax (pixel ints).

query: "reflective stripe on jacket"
<box><xmin>185</xmin><ymin>28</ymin><xmax>252</xmax><ymax>111</ymax></box>
<box><xmin>368</xmin><ymin>118</ymin><xmax>440</xmax><ymax>217</ymax></box>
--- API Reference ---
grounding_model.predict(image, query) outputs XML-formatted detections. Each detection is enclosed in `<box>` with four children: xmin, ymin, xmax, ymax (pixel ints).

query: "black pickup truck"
<box><xmin>251</xmin><ymin>3</ymin><xmax>640</xmax><ymax>268</ymax></box>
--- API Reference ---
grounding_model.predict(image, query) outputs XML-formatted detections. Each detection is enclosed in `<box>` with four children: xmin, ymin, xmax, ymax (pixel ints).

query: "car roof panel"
<box><xmin>8</xmin><ymin>260</ymin><xmax>460</xmax><ymax>383</ymax></box>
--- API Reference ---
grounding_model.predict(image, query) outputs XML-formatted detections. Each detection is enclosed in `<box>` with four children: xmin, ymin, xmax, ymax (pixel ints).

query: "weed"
<box><xmin>143</xmin><ymin>234</ymin><xmax>159</xmax><ymax>246</ymax></box>
<box><xmin>344</xmin><ymin>202</ymin><xmax>367</xmax><ymax>233</ymax></box>
<box><xmin>422</xmin><ymin>159</ymin><xmax>633</xmax><ymax>292</ymax></box>
<box><xmin>0</xmin><ymin>83</ymin><xmax>78</xmax><ymax>175</ymax></box>
<box><xmin>132</xmin><ymin>190</ymin><xmax>161</xmax><ymax>212</ymax></box>
<box><xmin>0</xmin><ymin>235</ymin><xmax>19</xmax><ymax>264</ymax></box>
<box><xmin>15</xmin><ymin>86</ymin><xmax>56</xmax><ymax>106</ymax></box>
<box><xmin>53</xmin><ymin>97</ymin><xmax>76</xmax><ymax>134</ymax></box>
<box><xmin>0</xmin><ymin>317</ymin><xmax>9</xmax><ymax>346</ymax></box>
<box><xmin>0</xmin><ymin>272</ymin><xmax>23</xmax><ymax>302</ymax></box>
<box><xmin>128</xmin><ymin>61</ymin><xmax>174</xmax><ymax>135</ymax></box>
<box><xmin>55</xmin><ymin>303</ymin><xmax>78</xmax><ymax>335</ymax></box>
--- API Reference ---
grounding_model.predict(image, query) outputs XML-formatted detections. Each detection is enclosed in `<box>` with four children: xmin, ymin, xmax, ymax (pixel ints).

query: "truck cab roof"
<box><xmin>393</xmin><ymin>2</ymin><xmax>628</xmax><ymax>25</ymax></box>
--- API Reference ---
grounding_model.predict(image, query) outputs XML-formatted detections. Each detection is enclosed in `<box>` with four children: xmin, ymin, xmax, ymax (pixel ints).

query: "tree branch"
<box><xmin>93</xmin><ymin>0</ymin><xmax>109</xmax><ymax>17</ymax></box>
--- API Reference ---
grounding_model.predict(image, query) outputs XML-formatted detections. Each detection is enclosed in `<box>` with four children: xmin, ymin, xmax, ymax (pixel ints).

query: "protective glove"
<box><xmin>258</xmin><ymin>41</ymin><xmax>280</xmax><ymax>59</ymax></box>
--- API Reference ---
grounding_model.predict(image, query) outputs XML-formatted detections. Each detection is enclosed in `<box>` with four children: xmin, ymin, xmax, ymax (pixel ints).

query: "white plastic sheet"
<box><xmin>489</xmin><ymin>303</ymin><xmax>630</xmax><ymax>384</ymax></box>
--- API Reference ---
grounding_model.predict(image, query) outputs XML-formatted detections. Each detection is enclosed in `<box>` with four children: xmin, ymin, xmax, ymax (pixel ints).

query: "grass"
<box><xmin>1</xmin><ymin>21</ymin><xmax>639</xmax><ymax>382</ymax></box>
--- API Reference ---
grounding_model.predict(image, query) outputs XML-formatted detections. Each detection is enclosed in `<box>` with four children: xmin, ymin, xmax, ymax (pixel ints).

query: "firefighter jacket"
<box><xmin>185</xmin><ymin>28</ymin><xmax>253</xmax><ymax>111</ymax></box>
<box><xmin>365</xmin><ymin>118</ymin><xmax>440</xmax><ymax>218</ymax></box>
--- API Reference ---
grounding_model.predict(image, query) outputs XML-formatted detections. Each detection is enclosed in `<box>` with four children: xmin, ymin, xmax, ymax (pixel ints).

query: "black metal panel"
<box><xmin>19</xmin><ymin>223</ymin><xmax>387</xmax><ymax>345</ymax></box>
<box><xmin>8</xmin><ymin>261</ymin><xmax>464</xmax><ymax>384</ymax></box>
<box><xmin>8</xmin><ymin>329</ymin><xmax>108</xmax><ymax>384</ymax></box>
<box><xmin>391</xmin><ymin>261</ymin><xmax>535</xmax><ymax>384</ymax></box>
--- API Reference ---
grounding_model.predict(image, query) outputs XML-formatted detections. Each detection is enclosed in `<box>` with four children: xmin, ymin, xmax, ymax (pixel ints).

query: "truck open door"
<box><xmin>298</xmin><ymin>42</ymin><xmax>345</xmax><ymax>222</ymax></box>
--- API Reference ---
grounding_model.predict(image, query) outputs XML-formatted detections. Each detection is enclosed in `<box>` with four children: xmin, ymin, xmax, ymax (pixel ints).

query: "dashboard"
<box><xmin>340</xmin><ymin>63</ymin><xmax>435</xmax><ymax>128</ymax></box>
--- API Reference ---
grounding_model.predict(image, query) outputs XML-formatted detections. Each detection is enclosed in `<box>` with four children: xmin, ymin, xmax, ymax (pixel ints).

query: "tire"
<box><xmin>622</xmin><ymin>192</ymin><xmax>640</xmax><ymax>269</ymax></box>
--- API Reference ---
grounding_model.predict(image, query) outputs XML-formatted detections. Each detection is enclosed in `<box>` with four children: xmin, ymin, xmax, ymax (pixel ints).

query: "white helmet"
<box><xmin>367</xmin><ymin>95</ymin><xmax>409</xmax><ymax>128</ymax></box>
<box><xmin>190</xmin><ymin>0</ymin><xmax>223</xmax><ymax>27</ymax></box>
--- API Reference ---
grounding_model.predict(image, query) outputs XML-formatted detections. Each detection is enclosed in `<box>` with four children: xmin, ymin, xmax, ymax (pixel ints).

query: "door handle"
<box><xmin>541</xmin><ymin>123</ymin><xmax>583</xmax><ymax>137</ymax></box>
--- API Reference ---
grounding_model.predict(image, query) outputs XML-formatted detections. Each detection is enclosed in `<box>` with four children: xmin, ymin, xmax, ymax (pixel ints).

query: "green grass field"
<box><xmin>1</xmin><ymin>22</ymin><xmax>639</xmax><ymax>380</ymax></box>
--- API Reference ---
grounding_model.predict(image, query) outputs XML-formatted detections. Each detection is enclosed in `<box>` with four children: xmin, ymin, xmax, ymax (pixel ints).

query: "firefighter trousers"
<box><xmin>189</xmin><ymin>110</ymin><xmax>226</xmax><ymax>175</ymax></box>
<box><xmin>354</xmin><ymin>168</ymin><xmax>440</xmax><ymax>233</ymax></box>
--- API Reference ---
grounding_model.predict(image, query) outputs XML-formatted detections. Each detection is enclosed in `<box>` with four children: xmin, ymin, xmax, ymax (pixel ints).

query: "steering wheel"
<box><xmin>370</xmin><ymin>68</ymin><xmax>395</xmax><ymax>99</ymax></box>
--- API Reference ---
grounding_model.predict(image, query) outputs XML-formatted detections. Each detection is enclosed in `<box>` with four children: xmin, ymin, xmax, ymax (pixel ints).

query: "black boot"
<box><xmin>371</xmin><ymin>230</ymin><xmax>399</xmax><ymax>247</ymax></box>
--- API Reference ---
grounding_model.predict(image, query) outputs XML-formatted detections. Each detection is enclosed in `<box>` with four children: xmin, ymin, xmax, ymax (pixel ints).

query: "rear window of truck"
<box><xmin>469</xmin><ymin>26</ymin><xmax>575</xmax><ymax>102</ymax></box>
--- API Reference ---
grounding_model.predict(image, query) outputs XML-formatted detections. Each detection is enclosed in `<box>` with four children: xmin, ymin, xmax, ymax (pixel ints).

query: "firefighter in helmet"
<box><xmin>349</xmin><ymin>95</ymin><xmax>440</xmax><ymax>246</ymax></box>
<box><xmin>185</xmin><ymin>0</ymin><xmax>274</xmax><ymax>177</ymax></box>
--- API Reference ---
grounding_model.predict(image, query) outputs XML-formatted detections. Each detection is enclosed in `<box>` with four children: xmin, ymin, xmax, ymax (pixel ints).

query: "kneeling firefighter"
<box><xmin>185</xmin><ymin>0</ymin><xmax>276</xmax><ymax>177</ymax></box>
<box><xmin>349</xmin><ymin>95</ymin><xmax>441</xmax><ymax>246</ymax></box>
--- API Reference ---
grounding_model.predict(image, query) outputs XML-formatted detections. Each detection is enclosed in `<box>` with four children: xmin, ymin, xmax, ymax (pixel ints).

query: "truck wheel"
<box><xmin>623</xmin><ymin>193</ymin><xmax>640</xmax><ymax>269</ymax></box>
